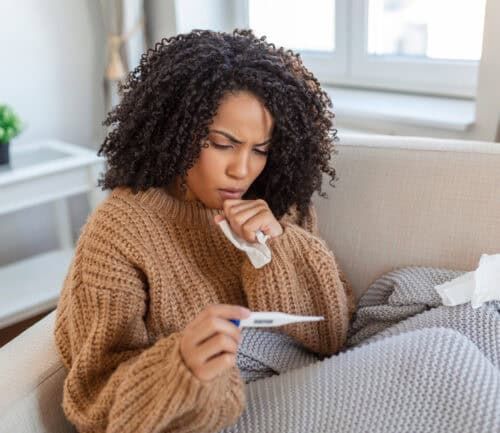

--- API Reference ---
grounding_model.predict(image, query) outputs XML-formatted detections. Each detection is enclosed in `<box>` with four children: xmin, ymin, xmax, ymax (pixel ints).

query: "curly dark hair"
<box><xmin>97</xmin><ymin>28</ymin><xmax>339</xmax><ymax>226</ymax></box>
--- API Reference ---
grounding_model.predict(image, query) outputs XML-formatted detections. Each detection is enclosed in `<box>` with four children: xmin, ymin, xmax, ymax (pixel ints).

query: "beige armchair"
<box><xmin>1</xmin><ymin>133</ymin><xmax>499</xmax><ymax>433</ymax></box>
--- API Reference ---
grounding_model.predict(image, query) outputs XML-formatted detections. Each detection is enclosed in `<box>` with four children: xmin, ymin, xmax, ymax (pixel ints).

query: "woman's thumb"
<box><xmin>214</xmin><ymin>214</ymin><xmax>225</xmax><ymax>224</ymax></box>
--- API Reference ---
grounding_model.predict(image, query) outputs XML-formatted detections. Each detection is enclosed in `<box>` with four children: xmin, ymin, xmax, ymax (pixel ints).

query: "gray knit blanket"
<box><xmin>221</xmin><ymin>266</ymin><xmax>500</xmax><ymax>433</ymax></box>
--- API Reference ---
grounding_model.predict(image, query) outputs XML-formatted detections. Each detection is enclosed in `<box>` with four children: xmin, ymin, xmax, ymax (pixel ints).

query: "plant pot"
<box><xmin>0</xmin><ymin>141</ymin><xmax>10</xmax><ymax>165</ymax></box>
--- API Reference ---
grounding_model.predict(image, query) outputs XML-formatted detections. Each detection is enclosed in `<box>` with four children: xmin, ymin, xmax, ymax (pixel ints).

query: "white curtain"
<box><xmin>100</xmin><ymin>0</ymin><xmax>148</xmax><ymax>117</ymax></box>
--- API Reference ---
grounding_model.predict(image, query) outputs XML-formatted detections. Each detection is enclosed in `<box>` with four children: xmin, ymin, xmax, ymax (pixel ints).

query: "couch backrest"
<box><xmin>313</xmin><ymin>133</ymin><xmax>500</xmax><ymax>300</ymax></box>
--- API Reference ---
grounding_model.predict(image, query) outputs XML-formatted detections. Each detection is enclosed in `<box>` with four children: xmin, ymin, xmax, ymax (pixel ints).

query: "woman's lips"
<box><xmin>218</xmin><ymin>189</ymin><xmax>244</xmax><ymax>199</ymax></box>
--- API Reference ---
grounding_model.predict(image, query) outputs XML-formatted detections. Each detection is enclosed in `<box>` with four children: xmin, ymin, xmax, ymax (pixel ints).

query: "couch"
<box><xmin>1</xmin><ymin>133</ymin><xmax>499</xmax><ymax>433</ymax></box>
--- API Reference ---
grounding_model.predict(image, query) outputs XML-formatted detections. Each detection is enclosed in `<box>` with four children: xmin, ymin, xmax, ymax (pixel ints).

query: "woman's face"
<box><xmin>172</xmin><ymin>90</ymin><xmax>274</xmax><ymax>209</ymax></box>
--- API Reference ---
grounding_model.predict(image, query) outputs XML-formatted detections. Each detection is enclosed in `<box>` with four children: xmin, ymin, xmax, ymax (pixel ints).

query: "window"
<box><xmin>247</xmin><ymin>0</ymin><xmax>335</xmax><ymax>52</ymax></box>
<box><xmin>235</xmin><ymin>0</ymin><xmax>487</xmax><ymax>98</ymax></box>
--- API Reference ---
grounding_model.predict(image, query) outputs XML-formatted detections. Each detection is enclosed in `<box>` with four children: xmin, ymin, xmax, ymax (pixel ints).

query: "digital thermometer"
<box><xmin>229</xmin><ymin>312</ymin><xmax>324</xmax><ymax>328</ymax></box>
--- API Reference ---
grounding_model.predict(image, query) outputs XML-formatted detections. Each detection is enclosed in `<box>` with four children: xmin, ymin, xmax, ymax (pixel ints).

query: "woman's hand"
<box><xmin>179</xmin><ymin>304</ymin><xmax>250</xmax><ymax>382</ymax></box>
<box><xmin>214</xmin><ymin>198</ymin><xmax>283</xmax><ymax>243</ymax></box>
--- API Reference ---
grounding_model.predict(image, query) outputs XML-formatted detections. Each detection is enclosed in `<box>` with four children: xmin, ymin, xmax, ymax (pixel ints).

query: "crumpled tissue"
<box><xmin>434</xmin><ymin>253</ymin><xmax>500</xmax><ymax>308</ymax></box>
<box><xmin>216</xmin><ymin>219</ymin><xmax>271</xmax><ymax>268</ymax></box>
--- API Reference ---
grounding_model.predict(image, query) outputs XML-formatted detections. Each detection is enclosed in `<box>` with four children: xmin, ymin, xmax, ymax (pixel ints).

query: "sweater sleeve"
<box><xmin>54</xmin><ymin>212</ymin><xmax>245</xmax><ymax>433</ymax></box>
<box><xmin>240</xmin><ymin>204</ymin><xmax>357</xmax><ymax>357</ymax></box>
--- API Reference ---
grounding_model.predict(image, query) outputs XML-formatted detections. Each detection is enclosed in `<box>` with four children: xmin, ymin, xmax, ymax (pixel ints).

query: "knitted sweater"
<box><xmin>54</xmin><ymin>186</ymin><xmax>356</xmax><ymax>433</ymax></box>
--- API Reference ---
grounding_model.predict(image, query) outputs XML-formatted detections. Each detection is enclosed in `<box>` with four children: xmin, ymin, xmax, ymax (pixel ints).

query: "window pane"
<box><xmin>248</xmin><ymin>0</ymin><xmax>335</xmax><ymax>52</ymax></box>
<box><xmin>367</xmin><ymin>0</ymin><xmax>486</xmax><ymax>61</ymax></box>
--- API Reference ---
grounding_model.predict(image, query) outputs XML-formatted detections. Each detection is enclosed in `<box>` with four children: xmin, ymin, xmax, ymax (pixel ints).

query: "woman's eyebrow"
<box><xmin>210</xmin><ymin>129</ymin><xmax>271</xmax><ymax>147</ymax></box>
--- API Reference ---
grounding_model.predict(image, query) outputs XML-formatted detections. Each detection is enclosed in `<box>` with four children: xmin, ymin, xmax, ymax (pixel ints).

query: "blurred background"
<box><xmin>0</xmin><ymin>0</ymin><xmax>498</xmax><ymax>344</ymax></box>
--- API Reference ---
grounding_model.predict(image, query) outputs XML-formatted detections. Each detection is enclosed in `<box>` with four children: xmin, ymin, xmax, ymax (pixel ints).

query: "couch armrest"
<box><xmin>0</xmin><ymin>310</ymin><xmax>75</xmax><ymax>433</ymax></box>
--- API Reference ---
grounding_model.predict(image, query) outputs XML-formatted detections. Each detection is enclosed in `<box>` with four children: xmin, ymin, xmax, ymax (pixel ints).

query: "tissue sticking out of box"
<box><xmin>434</xmin><ymin>253</ymin><xmax>500</xmax><ymax>308</ymax></box>
<box><xmin>434</xmin><ymin>271</ymin><xmax>475</xmax><ymax>306</ymax></box>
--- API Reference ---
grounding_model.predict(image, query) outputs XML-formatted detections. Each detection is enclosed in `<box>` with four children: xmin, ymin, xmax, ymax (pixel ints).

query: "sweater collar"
<box><xmin>111</xmin><ymin>186</ymin><xmax>223</xmax><ymax>227</ymax></box>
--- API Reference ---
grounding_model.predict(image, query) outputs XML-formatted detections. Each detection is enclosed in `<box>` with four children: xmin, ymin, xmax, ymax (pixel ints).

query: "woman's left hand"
<box><xmin>214</xmin><ymin>198</ymin><xmax>283</xmax><ymax>243</ymax></box>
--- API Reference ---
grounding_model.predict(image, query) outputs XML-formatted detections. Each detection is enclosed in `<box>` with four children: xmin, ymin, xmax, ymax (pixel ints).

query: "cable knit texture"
<box><xmin>53</xmin><ymin>185</ymin><xmax>356</xmax><ymax>433</ymax></box>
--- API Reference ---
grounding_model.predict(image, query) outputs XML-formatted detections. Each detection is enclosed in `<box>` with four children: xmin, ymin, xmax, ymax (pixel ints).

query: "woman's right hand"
<box><xmin>179</xmin><ymin>304</ymin><xmax>251</xmax><ymax>382</ymax></box>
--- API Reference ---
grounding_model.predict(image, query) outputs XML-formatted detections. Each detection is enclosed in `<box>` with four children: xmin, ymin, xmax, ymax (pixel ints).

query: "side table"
<box><xmin>0</xmin><ymin>140</ymin><xmax>108</xmax><ymax>329</ymax></box>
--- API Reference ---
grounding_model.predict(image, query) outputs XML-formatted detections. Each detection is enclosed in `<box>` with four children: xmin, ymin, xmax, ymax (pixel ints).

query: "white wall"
<box><xmin>0</xmin><ymin>0</ymin><xmax>105</xmax><ymax>265</ymax></box>
<box><xmin>0</xmin><ymin>0</ymin><xmax>106</xmax><ymax>147</ymax></box>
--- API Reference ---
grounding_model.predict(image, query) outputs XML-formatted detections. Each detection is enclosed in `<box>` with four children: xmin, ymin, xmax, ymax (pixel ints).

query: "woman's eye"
<box><xmin>254</xmin><ymin>149</ymin><xmax>269</xmax><ymax>156</ymax></box>
<box><xmin>211</xmin><ymin>142</ymin><xmax>232</xmax><ymax>150</ymax></box>
<box><xmin>211</xmin><ymin>141</ymin><xmax>268</xmax><ymax>156</ymax></box>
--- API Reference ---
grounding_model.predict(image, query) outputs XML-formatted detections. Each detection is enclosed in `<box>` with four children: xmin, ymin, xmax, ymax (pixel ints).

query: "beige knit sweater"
<box><xmin>54</xmin><ymin>186</ymin><xmax>356</xmax><ymax>433</ymax></box>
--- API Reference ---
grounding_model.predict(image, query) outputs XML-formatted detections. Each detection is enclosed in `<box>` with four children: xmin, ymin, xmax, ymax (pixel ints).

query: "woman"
<box><xmin>54</xmin><ymin>28</ymin><xmax>356</xmax><ymax>433</ymax></box>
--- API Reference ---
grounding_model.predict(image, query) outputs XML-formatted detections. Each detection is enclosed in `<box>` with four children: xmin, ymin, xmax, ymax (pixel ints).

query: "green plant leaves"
<box><xmin>0</xmin><ymin>104</ymin><xmax>23</xmax><ymax>144</ymax></box>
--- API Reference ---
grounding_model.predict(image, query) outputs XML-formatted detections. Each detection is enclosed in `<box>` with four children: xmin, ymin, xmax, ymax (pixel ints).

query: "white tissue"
<box><xmin>434</xmin><ymin>271</ymin><xmax>475</xmax><ymax>306</ymax></box>
<box><xmin>217</xmin><ymin>219</ymin><xmax>271</xmax><ymax>268</ymax></box>
<box><xmin>434</xmin><ymin>253</ymin><xmax>500</xmax><ymax>308</ymax></box>
<box><xmin>472</xmin><ymin>253</ymin><xmax>500</xmax><ymax>308</ymax></box>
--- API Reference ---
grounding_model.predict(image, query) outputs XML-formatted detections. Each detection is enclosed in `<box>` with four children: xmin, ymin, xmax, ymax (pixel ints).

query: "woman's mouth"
<box><xmin>218</xmin><ymin>189</ymin><xmax>244</xmax><ymax>199</ymax></box>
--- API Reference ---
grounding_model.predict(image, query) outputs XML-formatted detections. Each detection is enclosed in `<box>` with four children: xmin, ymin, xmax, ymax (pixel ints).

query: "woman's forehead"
<box><xmin>211</xmin><ymin>91</ymin><xmax>274</xmax><ymax>140</ymax></box>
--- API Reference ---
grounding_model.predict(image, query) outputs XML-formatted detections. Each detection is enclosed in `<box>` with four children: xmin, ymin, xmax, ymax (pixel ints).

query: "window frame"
<box><xmin>236</xmin><ymin>0</ymin><xmax>482</xmax><ymax>99</ymax></box>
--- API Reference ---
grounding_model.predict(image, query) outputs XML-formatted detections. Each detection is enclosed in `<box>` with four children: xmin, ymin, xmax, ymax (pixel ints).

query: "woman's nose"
<box><xmin>227</xmin><ymin>151</ymin><xmax>250</xmax><ymax>179</ymax></box>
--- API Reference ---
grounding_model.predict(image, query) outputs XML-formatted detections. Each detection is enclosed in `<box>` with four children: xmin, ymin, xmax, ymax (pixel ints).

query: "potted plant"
<box><xmin>0</xmin><ymin>104</ymin><xmax>23</xmax><ymax>165</ymax></box>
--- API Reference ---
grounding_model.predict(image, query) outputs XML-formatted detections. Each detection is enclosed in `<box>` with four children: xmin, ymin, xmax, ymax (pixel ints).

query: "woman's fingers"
<box><xmin>224</xmin><ymin>200</ymin><xmax>260</xmax><ymax>216</ymax></box>
<box><xmin>195</xmin><ymin>332</ymin><xmax>239</xmax><ymax>363</ymax></box>
<box><xmin>190</xmin><ymin>315</ymin><xmax>242</xmax><ymax>346</ymax></box>
<box><xmin>202</xmin><ymin>352</ymin><xmax>237</xmax><ymax>379</ymax></box>
<box><xmin>239</xmin><ymin>209</ymin><xmax>270</xmax><ymax>242</ymax></box>
<box><xmin>180</xmin><ymin>304</ymin><xmax>250</xmax><ymax>381</ymax></box>
<box><xmin>184</xmin><ymin>304</ymin><xmax>249</xmax><ymax>346</ymax></box>
<box><xmin>223</xmin><ymin>202</ymin><xmax>270</xmax><ymax>241</ymax></box>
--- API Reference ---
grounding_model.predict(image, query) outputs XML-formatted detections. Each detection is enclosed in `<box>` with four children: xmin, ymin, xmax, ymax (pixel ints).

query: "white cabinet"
<box><xmin>0</xmin><ymin>140</ymin><xmax>108</xmax><ymax>329</ymax></box>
